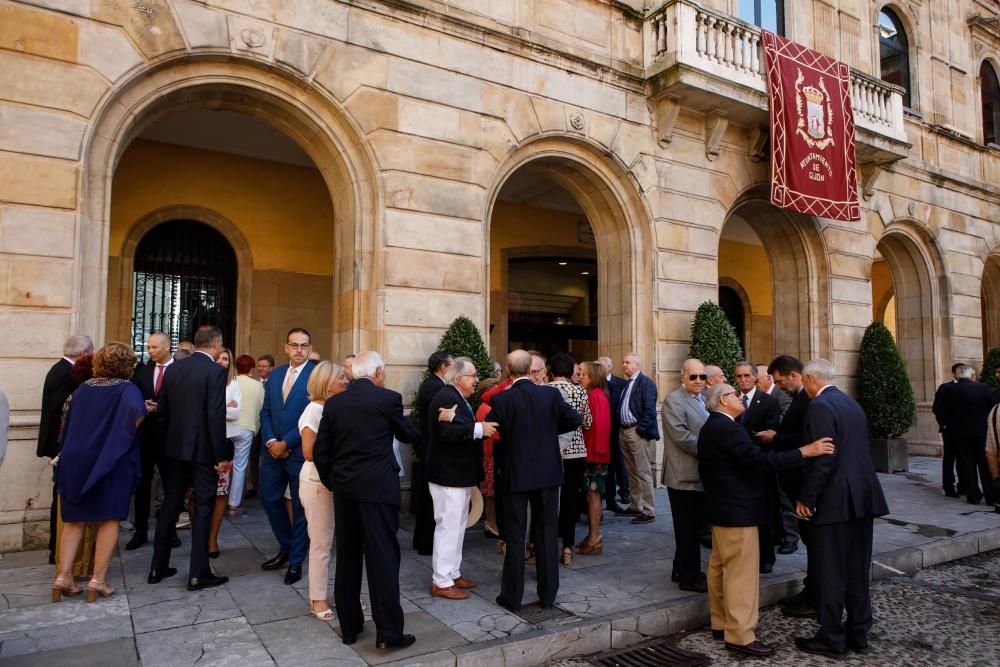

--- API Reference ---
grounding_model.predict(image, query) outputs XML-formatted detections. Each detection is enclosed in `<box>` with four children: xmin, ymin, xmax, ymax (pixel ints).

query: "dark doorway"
<box><xmin>718</xmin><ymin>285</ymin><xmax>746</xmax><ymax>353</ymax></box>
<box><xmin>131</xmin><ymin>220</ymin><xmax>238</xmax><ymax>360</ymax></box>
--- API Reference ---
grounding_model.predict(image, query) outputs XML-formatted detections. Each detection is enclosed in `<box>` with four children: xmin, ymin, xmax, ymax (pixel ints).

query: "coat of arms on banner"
<box><xmin>795</xmin><ymin>70</ymin><xmax>834</xmax><ymax>149</ymax></box>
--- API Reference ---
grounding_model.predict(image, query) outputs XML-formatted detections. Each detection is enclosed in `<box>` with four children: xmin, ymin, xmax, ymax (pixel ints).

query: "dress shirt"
<box><xmin>620</xmin><ymin>372</ymin><xmax>640</xmax><ymax>425</ymax></box>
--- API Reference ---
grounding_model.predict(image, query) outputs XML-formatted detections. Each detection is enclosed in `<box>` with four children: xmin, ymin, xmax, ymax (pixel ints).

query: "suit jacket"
<box><xmin>37</xmin><ymin>358</ymin><xmax>74</xmax><ymax>458</ymax></box>
<box><xmin>485</xmin><ymin>379</ymin><xmax>582</xmax><ymax>493</ymax></box>
<box><xmin>766</xmin><ymin>385</ymin><xmax>793</xmax><ymax>418</ymax></box>
<box><xmin>661</xmin><ymin>386</ymin><xmax>709</xmax><ymax>491</ymax></box>
<box><xmin>426</xmin><ymin>385</ymin><xmax>483</xmax><ymax>488</ymax></box>
<box><xmin>313</xmin><ymin>378</ymin><xmax>416</xmax><ymax>505</ymax></box>
<box><xmin>132</xmin><ymin>360</ymin><xmax>169</xmax><ymax>452</ymax></box>
<box><xmin>698</xmin><ymin>412</ymin><xmax>805</xmax><ymax>526</ymax></box>
<box><xmin>621</xmin><ymin>372</ymin><xmax>660</xmax><ymax>441</ymax></box>
<box><xmin>933</xmin><ymin>379</ymin><xmax>996</xmax><ymax>441</ymax></box>
<box><xmin>259</xmin><ymin>361</ymin><xmax>315</xmax><ymax>456</ymax></box>
<box><xmin>799</xmin><ymin>386</ymin><xmax>889</xmax><ymax>525</ymax></box>
<box><xmin>158</xmin><ymin>352</ymin><xmax>230</xmax><ymax>465</ymax></box>
<box><xmin>414</xmin><ymin>374</ymin><xmax>446</xmax><ymax>460</ymax></box>
<box><xmin>740</xmin><ymin>388</ymin><xmax>781</xmax><ymax>439</ymax></box>
<box><xmin>771</xmin><ymin>387</ymin><xmax>811</xmax><ymax>497</ymax></box>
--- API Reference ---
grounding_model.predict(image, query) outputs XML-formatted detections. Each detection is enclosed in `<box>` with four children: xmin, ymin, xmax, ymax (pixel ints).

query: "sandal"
<box><xmin>86</xmin><ymin>579</ymin><xmax>114</xmax><ymax>603</ymax></box>
<box><xmin>496</xmin><ymin>540</ymin><xmax>507</xmax><ymax>556</ymax></box>
<box><xmin>51</xmin><ymin>575</ymin><xmax>82</xmax><ymax>602</ymax></box>
<box><xmin>576</xmin><ymin>538</ymin><xmax>604</xmax><ymax>556</ymax></box>
<box><xmin>312</xmin><ymin>605</ymin><xmax>336</xmax><ymax>621</ymax></box>
<box><xmin>228</xmin><ymin>506</ymin><xmax>245</xmax><ymax>518</ymax></box>
<box><xmin>561</xmin><ymin>549</ymin><xmax>574</xmax><ymax>566</ymax></box>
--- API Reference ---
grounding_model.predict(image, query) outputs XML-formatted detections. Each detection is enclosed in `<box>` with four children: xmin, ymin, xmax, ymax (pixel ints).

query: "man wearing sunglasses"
<box><xmin>662</xmin><ymin>358</ymin><xmax>710</xmax><ymax>592</ymax></box>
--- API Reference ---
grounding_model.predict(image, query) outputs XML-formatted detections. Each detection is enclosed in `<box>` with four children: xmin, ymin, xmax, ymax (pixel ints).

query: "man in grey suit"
<box><xmin>662</xmin><ymin>358</ymin><xmax>710</xmax><ymax>592</ymax></box>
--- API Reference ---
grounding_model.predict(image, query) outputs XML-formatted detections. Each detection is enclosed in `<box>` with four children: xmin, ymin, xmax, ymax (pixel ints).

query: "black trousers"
<box><xmin>151</xmin><ymin>457</ymin><xmax>216</xmax><ymax>579</ymax></box>
<box><xmin>667</xmin><ymin>487</ymin><xmax>705</xmax><ymax>585</ymax></box>
<box><xmin>758</xmin><ymin>476</ymin><xmax>779</xmax><ymax>568</ymax></box>
<box><xmin>955</xmin><ymin>436</ymin><xmax>993</xmax><ymax>504</ymax></box>
<box><xmin>941</xmin><ymin>432</ymin><xmax>967</xmax><ymax>493</ymax></box>
<box><xmin>500</xmin><ymin>486</ymin><xmax>560</xmax><ymax>610</ymax></box>
<box><xmin>811</xmin><ymin>517</ymin><xmax>875</xmax><ymax>652</ymax></box>
<box><xmin>133</xmin><ymin>440</ymin><xmax>164</xmax><ymax>538</ymax></box>
<box><xmin>410</xmin><ymin>460</ymin><xmax>435</xmax><ymax>555</ymax></box>
<box><xmin>334</xmin><ymin>497</ymin><xmax>404</xmax><ymax>644</ymax></box>
<box><xmin>559</xmin><ymin>458</ymin><xmax>586</xmax><ymax>550</ymax></box>
<box><xmin>605</xmin><ymin>434</ymin><xmax>629</xmax><ymax>506</ymax></box>
<box><xmin>48</xmin><ymin>483</ymin><xmax>58</xmax><ymax>556</ymax></box>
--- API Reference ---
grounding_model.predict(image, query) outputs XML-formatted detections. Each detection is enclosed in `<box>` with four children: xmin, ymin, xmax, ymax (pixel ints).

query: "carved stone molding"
<box><xmin>705</xmin><ymin>109</ymin><xmax>728</xmax><ymax>161</ymax></box>
<box><xmin>652</xmin><ymin>95</ymin><xmax>681</xmax><ymax>147</ymax></box>
<box><xmin>859</xmin><ymin>162</ymin><xmax>887</xmax><ymax>200</ymax></box>
<box><xmin>748</xmin><ymin>125</ymin><xmax>768</xmax><ymax>162</ymax></box>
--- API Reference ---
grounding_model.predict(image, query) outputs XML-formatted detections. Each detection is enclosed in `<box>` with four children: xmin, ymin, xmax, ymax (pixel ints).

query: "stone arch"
<box><xmin>982</xmin><ymin>250</ymin><xmax>1000</xmax><ymax>355</ymax></box>
<box><xmin>484</xmin><ymin>136</ymin><xmax>656</xmax><ymax>368</ymax></box>
<box><xmin>77</xmin><ymin>55</ymin><xmax>381</xmax><ymax>355</ymax></box>
<box><xmin>723</xmin><ymin>187</ymin><xmax>832</xmax><ymax>362</ymax></box>
<box><xmin>718</xmin><ymin>277</ymin><xmax>753</xmax><ymax>358</ymax></box>
<box><xmin>110</xmin><ymin>205</ymin><xmax>253</xmax><ymax>355</ymax></box>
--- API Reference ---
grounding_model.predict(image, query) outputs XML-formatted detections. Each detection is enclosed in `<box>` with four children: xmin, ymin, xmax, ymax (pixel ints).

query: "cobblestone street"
<box><xmin>562</xmin><ymin>548</ymin><xmax>1000</xmax><ymax>666</ymax></box>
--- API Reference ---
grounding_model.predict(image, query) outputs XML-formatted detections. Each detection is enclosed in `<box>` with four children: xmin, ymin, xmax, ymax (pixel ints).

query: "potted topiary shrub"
<box><xmin>857</xmin><ymin>321</ymin><xmax>916</xmax><ymax>472</ymax></box>
<box><xmin>688</xmin><ymin>301</ymin><xmax>744</xmax><ymax>381</ymax></box>
<box><xmin>982</xmin><ymin>347</ymin><xmax>1000</xmax><ymax>396</ymax></box>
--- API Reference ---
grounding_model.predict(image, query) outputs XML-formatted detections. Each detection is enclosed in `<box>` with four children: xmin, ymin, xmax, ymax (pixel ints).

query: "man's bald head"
<box><xmin>507</xmin><ymin>349</ymin><xmax>531</xmax><ymax>377</ymax></box>
<box><xmin>147</xmin><ymin>331</ymin><xmax>172</xmax><ymax>364</ymax></box>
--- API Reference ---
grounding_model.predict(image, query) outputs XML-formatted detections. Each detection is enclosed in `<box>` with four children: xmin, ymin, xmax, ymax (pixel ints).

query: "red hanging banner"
<box><xmin>762</xmin><ymin>30</ymin><xmax>860</xmax><ymax>221</ymax></box>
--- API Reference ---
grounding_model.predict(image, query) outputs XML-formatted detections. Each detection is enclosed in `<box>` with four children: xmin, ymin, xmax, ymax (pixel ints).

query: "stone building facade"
<box><xmin>0</xmin><ymin>0</ymin><xmax>998</xmax><ymax>551</ymax></box>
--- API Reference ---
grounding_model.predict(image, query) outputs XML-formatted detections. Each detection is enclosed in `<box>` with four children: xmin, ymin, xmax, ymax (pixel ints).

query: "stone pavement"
<box><xmin>1</xmin><ymin>457</ymin><xmax>998</xmax><ymax>666</ymax></box>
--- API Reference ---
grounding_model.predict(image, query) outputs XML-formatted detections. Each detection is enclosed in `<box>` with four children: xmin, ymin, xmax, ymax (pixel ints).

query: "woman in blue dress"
<box><xmin>52</xmin><ymin>342</ymin><xmax>146</xmax><ymax>603</ymax></box>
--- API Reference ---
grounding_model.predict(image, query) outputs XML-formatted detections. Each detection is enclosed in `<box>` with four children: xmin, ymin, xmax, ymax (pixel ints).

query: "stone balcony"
<box><xmin>645</xmin><ymin>0</ymin><xmax>911</xmax><ymax>167</ymax></box>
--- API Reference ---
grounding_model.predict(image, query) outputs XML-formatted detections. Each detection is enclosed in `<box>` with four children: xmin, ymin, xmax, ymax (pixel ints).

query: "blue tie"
<box><xmin>695</xmin><ymin>394</ymin><xmax>708</xmax><ymax>417</ymax></box>
<box><xmin>740</xmin><ymin>394</ymin><xmax>749</xmax><ymax>423</ymax></box>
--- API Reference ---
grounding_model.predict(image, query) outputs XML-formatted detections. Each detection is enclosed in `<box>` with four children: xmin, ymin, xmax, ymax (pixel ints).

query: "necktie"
<box><xmin>154</xmin><ymin>364</ymin><xmax>166</xmax><ymax>395</ymax></box>
<box><xmin>695</xmin><ymin>393</ymin><xmax>708</xmax><ymax>417</ymax></box>
<box><xmin>740</xmin><ymin>394</ymin><xmax>749</xmax><ymax>423</ymax></box>
<box><xmin>282</xmin><ymin>368</ymin><xmax>297</xmax><ymax>402</ymax></box>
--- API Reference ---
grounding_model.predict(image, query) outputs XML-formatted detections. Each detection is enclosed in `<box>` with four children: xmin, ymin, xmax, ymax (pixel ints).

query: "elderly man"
<box><xmin>426</xmin><ymin>357</ymin><xmax>497</xmax><ymax>599</ymax></box>
<box><xmin>705</xmin><ymin>365</ymin><xmax>727</xmax><ymax>388</ymax></box>
<box><xmin>618</xmin><ymin>352</ymin><xmax>660</xmax><ymax>524</ymax></box>
<box><xmin>314</xmin><ymin>351</ymin><xmax>417</xmax><ymax>650</ymax></box>
<box><xmin>662</xmin><ymin>358</ymin><xmax>710</xmax><ymax>591</ymax></box>
<box><xmin>935</xmin><ymin>364</ymin><xmax>997</xmax><ymax>505</ymax></box>
<box><xmin>698</xmin><ymin>383</ymin><xmax>833</xmax><ymax>657</ymax></box>
<box><xmin>793</xmin><ymin>359</ymin><xmax>889</xmax><ymax>658</ymax></box>
<box><xmin>756</xmin><ymin>364</ymin><xmax>792</xmax><ymax>418</ymax></box>
<box><xmin>38</xmin><ymin>334</ymin><xmax>93</xmax><ymax>563</ymax></box>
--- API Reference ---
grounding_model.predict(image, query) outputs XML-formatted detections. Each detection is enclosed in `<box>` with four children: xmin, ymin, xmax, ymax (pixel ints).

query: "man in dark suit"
<box><xmin>484</xmin><ymin>350</ymin><xmax>582</xmax><ymax>612</ymax></box>
<box><xmin>617</xmin><ymin>352</ymin><xmax>660</xmax><ymax>524</ymax></box>
<box><xmin>127</xmin><ymin>331</ymin><xmax>174</xmax><ymax>551</ymax></box>
<box><xmin>426</xmin><ymin>357</ymin><xmax>496</xmax><ymax>600</ymax></box>
<box><xmin>148</xmin><ymin>325</ymin><xmax>231</xmax><ymax>591</ymax></box>
<box><xmin>259</xmin><ymin>328</ymin><xmax>316</xmax><ymax>585</ymax></box>
<box><xmin>411</xmin><ymin>352</ymin><xmax>453</xmax><ymax>555</ymax></box>
<box><xmin>757</xmin><ymin>355</ymin><xmax>814</xmax><ymax>614</ymax></box>
<box><xmin>599</xmin><ymin>356</ymin><xmax>629</xmax><ymax>513</ymax></box>
<box><xmin>313</xmin><ymin>351</ymin><xmax>417</xmax><ymax>650</ymax></box>
<box><xmin>37</xmin><ymin>334</ymin><xmax>93</xmax><ymax>563</ymax></box>
<box><xmin>936</xmin><ymin>364</ymin><xmax>998</xmax><ymax>505</ymax></box>
<box><xmin>933</xmin><ymin>363</ymin><xmax>971</xmax><ymax>498</ymax></box>
<box><xmin>733</xmin><ymin>362</ymin><xmax>781</xmax><ymax>573</ymax></box>
<box><xmin>699</xmin><ymin>383</ymin><xmax>833</xmax><ymax>657</ymax></box>
<box><xmin>793</xmin><ymin>358</ymin><xmax>889</xmax><ymax>658</ymax></box>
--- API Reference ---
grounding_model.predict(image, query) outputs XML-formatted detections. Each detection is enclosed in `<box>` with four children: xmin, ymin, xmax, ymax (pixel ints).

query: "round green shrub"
<box><xmin>857</xmin><ymin>320</ymin><xmax>916</xmax><ymax>439</ymax></box>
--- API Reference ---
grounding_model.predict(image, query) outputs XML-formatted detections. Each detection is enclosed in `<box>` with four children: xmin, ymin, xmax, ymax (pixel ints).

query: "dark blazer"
<box><xmin>37</xmin><ymin>358</ymin><xmax>74</xmax><ymax>458</ymax></box>
<box><xmin>771</xmin><ymin>387</ymin><xmax>811</xmax><ymax>497</ymax></box>
<box><xmin>933</xmin><ymin>379</ymin><xmax>996</xmax><ymax>441</ymax></box>
<box><xmin>767</xmin><ymin>385</ymin><xmax>793</xmax><ymax>418</ymax></box>
<box><xmin>740</xmin><ymin>388</ymin><xmax>781</xmax><ymax>438</ymax></box>
<box><xmin>698</xmin><ymin>412</ymin><xmax>805</xmax><ymax>527</ymax></box>
<box><xmin>485</xmin><ymin>379</ymin><xmax>582</xmax><ymax>493</ymax></box>
<box><xmin>414</xmin><ymin>374</ymin><xmax>446</xmax><ymax>460</ymax></box>
<box><xmin>132</xmin><ymin>360</ymin><xmax>169</xmax><ymax>451</ymax></box>
<box><xmin>622</xmin><ymin>372</ymin><xmax>660</xmax><ymax>441</ymax></box>
<box><xmin>259</xmin><ymin>361</ymin><xmax>315</xmax><ymax>453</ymax></box>
<box><xmin>313</xmin><ymin>378</ymin><xmax>416</xmax><ymax>505</ymax></box>
<box><xmin>426</xmin><ymin>385</ymin><xmax>483</xmax><ymax>488</ymax></box>
<box><xmin>158</xmin><ymin>352</ymin><xmax>230</xmax><ymax>465</ymax></box>
<box><xmin>799</xmin><ymin>386</ymin><xmax>889</xmax><ymax>525</ymax></box>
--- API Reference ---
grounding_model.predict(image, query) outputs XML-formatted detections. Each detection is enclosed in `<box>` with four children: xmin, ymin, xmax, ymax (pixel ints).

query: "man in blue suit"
<box><xmin>259</xmin><ymin>327</ymin><xmax>316</xmax><ymax>585</ymax></box>
<box><xmin>618</xmin><ymin>352</ymin><xmax>660</xmax><ymax>524</ymax></box>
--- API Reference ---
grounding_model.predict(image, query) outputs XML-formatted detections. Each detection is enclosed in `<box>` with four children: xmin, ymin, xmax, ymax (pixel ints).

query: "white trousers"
<box><xmin>429</xmin><ymin>482</ymin><xmax>472</xmax><ymax>588</ymax></box>
<box><xmin>227</xmin><ymin>428</ymin><xmax>255</xmax><ymax>507</ymax></box>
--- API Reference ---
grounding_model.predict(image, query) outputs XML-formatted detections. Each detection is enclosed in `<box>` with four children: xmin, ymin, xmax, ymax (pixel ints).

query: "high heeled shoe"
<box><xmin>575</xmin><ymin>538</ymin><xmax>604</xmax><ymax>556</ymax></box>
<box><xmin>561</xmin><ymin>549</ymin><xmax>573</xmax><ymax>565</ymax></box>
<box><xmin>496</xmin><ymin>540</ymin><xmax>507</xmax><ymax>556</ymax></box>
<box><xmin>86</xmin><ymin>579</ymin><xmax>114</xmax><ymax>603</ymax></box>
<box><xmin>51</xmin><ymin>575</ymin><xmax>82</xmax><ymax>602</ymax></box>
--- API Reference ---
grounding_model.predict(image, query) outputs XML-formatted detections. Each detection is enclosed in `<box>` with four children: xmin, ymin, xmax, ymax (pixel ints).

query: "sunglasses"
<box><xmin>688</xmin><ymin>374</ymin><xmax>708</xmax><ymax>381</ymax></box>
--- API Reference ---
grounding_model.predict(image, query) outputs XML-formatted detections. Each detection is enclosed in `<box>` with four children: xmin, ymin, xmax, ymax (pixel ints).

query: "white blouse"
<box><xmin>298</xmin><ymin>401</ymin><xmax>325</xmax><ymax>483</ymax></box>
<box><xmin>224</xmin><ymin>378</ymin><xmax>243</xmax><ymax>439</ymax></box>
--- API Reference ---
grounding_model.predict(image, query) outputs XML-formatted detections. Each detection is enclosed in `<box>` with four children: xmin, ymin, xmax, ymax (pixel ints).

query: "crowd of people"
<box><xmin>34</xmin><ymin>327</ymin><xmax>1000</xmax><ymax>656</ymax></box>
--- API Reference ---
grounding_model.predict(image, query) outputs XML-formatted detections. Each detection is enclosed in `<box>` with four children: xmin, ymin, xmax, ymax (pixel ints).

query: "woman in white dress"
<box><xmin>298</xmin><ymin>361</ymin><xmax>349</xmax><ymax>620</ymax></box>
<box><xmin>208</xmin><ymin>347</ymin><xmax>241</xmax><ymax>558</ymax></box>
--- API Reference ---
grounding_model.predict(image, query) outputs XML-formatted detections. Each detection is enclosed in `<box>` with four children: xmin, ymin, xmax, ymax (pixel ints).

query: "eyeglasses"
<box><xmin>688</xmin><ymin>374</ymin><xmax>708</xmax><ymax>381</ymax></box>
<box><xmin>458</xmin><ymin>373</ymin><xmax>479</xmax><ymax>379</ymax></box>
<box><xmin>721</xmin><ymin>391</ymin><xmax>737</xmax><ymax>399</ymax></box>
<box><xmin>287</xmin><ymin>343</ymin><xmax>312</xmax><ymax>350</ymax></box>
<box><xmin>530</xmin><ymin>368</ymin><xmax>545</xmax><ymax>374</ymax></box>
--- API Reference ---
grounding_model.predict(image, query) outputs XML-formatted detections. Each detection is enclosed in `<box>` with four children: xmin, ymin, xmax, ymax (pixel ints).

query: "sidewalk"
<box><xmin>1</xmin><ymin>456</ymin><xmax>998</xmax><ymax>666</ymax></box>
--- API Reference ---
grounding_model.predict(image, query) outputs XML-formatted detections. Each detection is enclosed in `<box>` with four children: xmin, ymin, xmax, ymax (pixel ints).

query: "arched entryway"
<box><xmin>485</xmin><ymin>138</ymin><xmax>655</xmax><ymax>368</ymax></box>
<box><xmin>982</xmin><ymin>252</ymin><xmax>1000</xmax><ymax>355</ymax></box>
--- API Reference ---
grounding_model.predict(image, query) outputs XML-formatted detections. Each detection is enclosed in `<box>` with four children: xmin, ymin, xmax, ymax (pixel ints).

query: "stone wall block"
<box><xmin>274</xmin><ymin>29</ymin><xmax>328</xmax><ymax>77</ymax></box>
<box><xmin>387</xmin><ymin>59</ymin><xmax>482</xmax><ymax>114</ymax></box>
<box><xmin>586</xmin><ymin>113</ymin><xmax>619</xmax><ymax>150</ymax></box>
<box><xmin>0</xmin><ymin>153</ymin><xmax>77</xmax><ymax>209</ymax></box>
<box><xmin>657</xmin><ymin>250</ymin><xmax>715</xmax><ymax>282</ymax></box>
<box><xmin>314</xmin><ymin>42</ymin><xmax>388</xmax><ymax>103</ymax></box>
<box><xmin>369</xmin><ymin>131</ymin><xmax>478</xmax><ymax>183</ymax></box>
<box><xmin>5</xmin><ymin>258</ymin><xmax>73</xmax><ymax>307</ymax></box>
<box><xmin>482</xmin><ymin>85</ymin><xmax>539</xmax><ymax>142</ymax></box>
<box><xmin>171</xmin><ymin>0</ymin><xmax>230</xmax><ymax>49</ymax></box>
<box><xmin>610</xmin><ymin>123</ymin><xmax>650</xmax><ymax>169</ymax></box>
<box><xmin>228</xmin><ymin>14</ymin><xmax>276</xmax><ymax>59</ymax></box>
<box><xmin>832</xmin><ymin>325</ymin><xmax>864</xmax><ymax>352</ymax></box>
<box><xmin>344</xmin><ymin>89</ymin><xmax>399</xmax><ymax>135</ymax></box>
<box><xmin>0</xmin><ymin>205</ymin><xmax>76</xmax><ymax>257</ymax></box>
<box><xmin>397</xmin><ymin>99</ymin><xmax>462</xmax><ymax>144</ymax></box>
<box><xmin>348</xmin><ymin>9</ymin><xmax>440</xmax><ymax>64</ymax></box>
<box><xmin>951</xmin><ymin>315</ymin><xmax>982</xmax><ymax>339</ymax></box>
<box><xmin>481</xmin><ymin>118</ymin><xmax>518</xmax><ymax>163</ymax></box>
<box><xmin>830</xmin><ymin>277</ymin><xmax>871</xmax><ymax>305</ymax></box>
<box><xmin>630</xmin><ymin>154</ymin><xmax>657</xmax><ymax>193</ymax></box>
<box><xmin>656</xmin><ymin>280</ymin><xmax>716</xmax><ymax>312</ymax></box>
<box><xmin>384</xmin><ymin>329</ymin><xmax>445</xmax><ymax>365</ymax></box>
<box><xmin>0</xmin><ymin>359</ymin><xmax>63</xmax><ymax>411</ymax></box>
<box><xmin>0</xmin><ymin>104</ymin><xmax>86</xmax><ymax>160</ymax></box>
<box><xmin>383</xmin><ymin>248</ymin><xmax>483</xmax><ymax>293</ymax></box>
<box><xmin>530</xmin><ymin>97</ymin><xmax>567</xmax><ymax>133</ymax></box>
<box><xmin>951</xmin><ymin>293</ymin><xmax>981</xmax><ymax>318</ymax></box>
<box><xmin>77</xmin><ymin>19</ymin><xmax>144</xmax><ymax>82</ymax></box>
<box><xmin>383</xmin><ymin>289</ymin><xmax>484</xmax><ymax>329</ymax></box>
<box><xmin>656</xmin><ymin>310</ymin><xmax>694</xmax><ymax>342</ymax></box>
<box><xmin>828</xmin><ymin>251</ymin><xmax>871</xmax><ymax>279</ymax></box>
<box><xmin>0</xmin><ymin>52</ymin><xmax>107</xmax><ymax>117</ymax></box>
<box><xmin>823</xmin><ymin>226</ymin><xmax>876</xmax><ymax>257</ymax></box>
<box><xmin>0</xmin><ymin>4</ymin><xmax>78</xmax><ymax>62</ymax></box>
<box><xmin>17</xmin><ymin>1</ymin><xmax>90</xmax><ymax>18</ymax></box>
<box><xmin>383</xmin><ymin>172</ymin><xmax>485</xmax><ymax>220</ymax></box>
<box><xmin>205</xmin><ymin>0</ymin><xmax>348</xmax><ymax>40</ymax></box>
<box><xmin>831</xmin><ymin>301</ymin><xmax>873</xmax><ymax>329</ymax></box>
<box><xmin>658</xmin><ymin>342</ymin><xmax>692</xmax><ymax>375</ymax></box>
<box><xmin>91</xmin><ymin>0</ymin><xmax>186</xmax><ymax>59</ymax></box>
<box><xmin>0</xmin><ymin>311</ymin><xmax>70</xmax><ymax>357</ymax></box>
<box><xmin>384</xmin><ymin>209</ymin><xmax>482</xmax><ymax>257</ymax></box>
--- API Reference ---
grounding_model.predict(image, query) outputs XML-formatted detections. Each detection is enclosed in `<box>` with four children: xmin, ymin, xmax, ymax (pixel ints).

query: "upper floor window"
<box><xmin>739</xmin><ymin>0</ymin><xmax>784</xmax><ymax>35</ymax></box>
<box><xmin>982</xmin><ymin>61</ymin><xmax>1000</xmax><ymax>147</ymax></box>
<box><xmin>878</xmin><ymin>8</ymin><xmax>911</xmax><ymax>109</ymax></box>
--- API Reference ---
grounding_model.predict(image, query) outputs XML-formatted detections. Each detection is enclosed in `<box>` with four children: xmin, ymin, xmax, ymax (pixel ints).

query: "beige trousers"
<box><xmin>708</xmin><ymin>525</ymin><xmax>760</xmax><ymax>646</ymax></box>
<box><xmin>619</xmin><ymin>426</ymin><xmax>656</xmax><ymax>515</ymax></box>
<box><xmin>299</xmin><ymin>467</ymin><xmax>334</xmax><ymax>601</ymax></box>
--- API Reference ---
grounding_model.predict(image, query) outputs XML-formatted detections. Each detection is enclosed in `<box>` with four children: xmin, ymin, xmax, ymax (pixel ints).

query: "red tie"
<box><xmin>154</xmin><ymin>364</ymin><xmax>166</xmax><ymax>395</ymax></box>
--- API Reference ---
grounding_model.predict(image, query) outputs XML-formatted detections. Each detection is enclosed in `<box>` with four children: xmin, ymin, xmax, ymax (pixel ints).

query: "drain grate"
<box><xmin>514</xmin><ymin>602</ymin><xmax>574</xmax><ymax>624</ymax></box>
<box><xmin>588</xmin><ymin>638</ymin><xmax>710</xmax><ymax>667</ymax></box>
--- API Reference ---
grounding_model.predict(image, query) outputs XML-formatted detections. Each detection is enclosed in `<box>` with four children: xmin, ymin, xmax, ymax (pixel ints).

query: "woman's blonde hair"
<box><xmin>93</xmin><ymin>342</ymin><xmax>137</xmax><ymax>380</ymax></box>
<box><xmin>307</xmin><ymin>361</ymin><xmax>343</xmax><ymax>402</ymax></box>
<box><xmin>219</xmin><ymin>347</ymin><xmax>237</xmax><ymax>383</ymax></box>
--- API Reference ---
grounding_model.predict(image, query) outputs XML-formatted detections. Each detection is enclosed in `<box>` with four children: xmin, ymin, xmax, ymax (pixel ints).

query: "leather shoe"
<box><xmin>171</xmin><ymin>535</ymin><xmax>182</xmax><ymax>548</ymax></box>
<box><xmin>727</xmin><ymin>640</ymin><xmax>776</xmax><ymax>657</ymax></box>
<box><xmin>376</xmin><ymin>634</ymin><xmax>416</xmax><ymax>650</ymax></box>
<box><xmin>678</xmin><ymin>579</ymin><xmax>708</xmax><ymax>593</ymax></box>
<box><xmin>147</xmin><ymin>567</ymin><xmax>177</xmax><ymax>584</ymax></box>
<box><xmin>614</xmin><ymin>507</ymin><xmax>641</xmax><ymax>516</ymax></box>
<box><xmin>495</xmin><ymin>595</ymin><xmax>519</xmax><ymax>613</ymax></box>
<box><xmin>125</xmin><ymin>534</ymin><xmax>147</xmax><ymax>551</ymax></box>
<box><xmin>342</xmin><ymin>634</ymin><xmax>357</xmax><ymax>646</ymax></box>
<box><xmin>795</xmin><ymin>636</ymin><xmax>846</xmax><ymax>657</ymax></box>
<box><xmin>431</xmin><ymin>584</ymin><xmax>469</xmax><ymax>600</ymax></box>
<box><xmin>777</xmin><ymin>540</ymin><xmax>798</xmax><ymax>555</ymax></box>
<box><xmin>631</xmin><ymin>513</ymin><xmax>655</xmax><ymax>525</ymax></box>
<box><xmin>781</xmin><ymin>597</ymin><xmax>818</xmax><ymax>618</ymax></box>
<box><xmin>944</xmin><ymin>487</ymin><xmax>960</xmax><ymax>498</ymax></box>
<box><xmin>760</xmin><ymin>562</ymin><xmax>774</xmax><ymax>574</ymax></box>
<box><xmin>711</xmin><ymin>629</ymin><xmax>724</xmax><ymax>640</ymax></box>
<box><xmin>261</xmin><ymin>551</ymin><xmax>289</xmax><ymax>570</ymax></box>
<box><xmin>453</xmin><ymin>576</ymin><xmax>477</xmax><ymax>589</ymax></box>
<box><xmin>187</xmin><ymin>574</ymin><xmax>229</xmax><ymax>591</ymax></box>
<box><xmin>284</xmin><ymin>564</ymin><xmax>302</xmax><ymax>585</ymax></box>
<box><xmin>848</xmin><ymin>638</ymin><xmax>870</xmax><ymax>653</ymax></box>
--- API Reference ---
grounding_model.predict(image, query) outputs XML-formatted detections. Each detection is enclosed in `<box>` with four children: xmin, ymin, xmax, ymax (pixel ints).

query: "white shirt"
<box><xmin>816</xmin><ymin>384</ymin><xmax>835</xmax><ymax>397</ymax></box>
<box><xmin>152</xmin><ymin>357</ymin><xmax>174</xmax><ymax>392</ymax></box>
<box><xmin>741</xmin><ymin>387</ymin><xmax>757</xmax><ymax>403</ymax></box>
<box><xmin>298</xmin><ymin>401</ymin><xmax>325</xmax><ymax>483</ymax></box>
<box><xmin>224</xmin><ymin>378</ymin><xmax>243</xmax><ymax>438</ymax></box>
